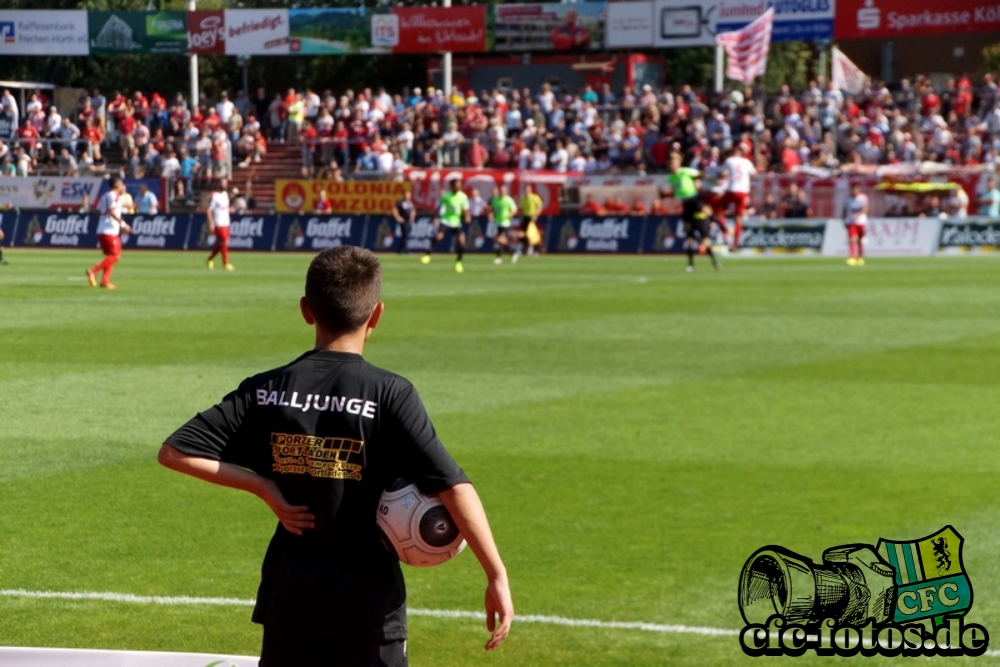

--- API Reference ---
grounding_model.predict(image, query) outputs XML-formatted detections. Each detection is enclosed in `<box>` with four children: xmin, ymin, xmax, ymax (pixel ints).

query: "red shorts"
<box><xmin>847</xmin><ymin>224</ymin><xmax>866</xmax><ymax>239</ymax></box>
<box><xmin>215</xmin><ymin>226</ymin><xmax>231</xmax><ymax>243</ymax></box>
<box><xmin>722</xmin><ymin>192</ymin><xmax>750</xmax><ymax>217</ymax></box>
<box><xmin>700</xmin><ymin>192</ymin><xmax>726</xmax><ymax>218</ymax></box>
<box><xmin>98</xmin><ymin>234</ymin><xmax>121</xmax><ymax>257</ymax></box>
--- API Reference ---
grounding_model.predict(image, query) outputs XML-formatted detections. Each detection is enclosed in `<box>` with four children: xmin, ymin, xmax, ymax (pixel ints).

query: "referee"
<box><xmin>665</xmin><ymin>153</ymin><xmax>720</xmax><ymax>272</ymax></box>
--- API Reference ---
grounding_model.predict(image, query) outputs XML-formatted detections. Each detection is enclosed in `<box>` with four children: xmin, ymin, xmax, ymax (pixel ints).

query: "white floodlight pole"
<box><xmin>442</xmin><ymin>0</ymin><xmax>452</xmax><ymax>98</ymax></box>
<box><xmin>189</xmin><ymin>0</ymin><xmax>199</xmax><ymax>109</ymax></box>
<box><xmin>714</xmin><ymin>44</ymin><xmax>724</xmax><ymax>93</ymax></box>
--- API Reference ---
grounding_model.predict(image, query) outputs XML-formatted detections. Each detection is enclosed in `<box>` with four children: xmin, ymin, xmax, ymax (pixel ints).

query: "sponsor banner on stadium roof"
<box><xmin>89</xmin><ymin>11</ymin><xmax>187</xmax><ymax>55</ymax></box>
<box><xmin>374</xmin><ymin>6</ymin><xmax>487</xmax><ymax>54</ymax></box>
<box><xmin>0</xmin><ymin>10</ymin><xmax>89</xmax><ymax>56</ymax></box>
<box><xmin>651</xmin><ymin>0</ymin><xmax>833</xmax><ymax>47</ymax></box>
<box><xmin>653</xmin><ymin>0</ymin><xmax>718</xmax><ymax>46</ymax></box>
<box><xmin>0</xmin><ymin>176</ymin><xmax>103</xmax><ymax>210</ymax></box>
<box><xmin>291</xmin><ymin>8</ymin><xmax>384</xmax><ymax>55</ymax></box>
<box><xmin>716</xmin><ymin>0</ymin><xmax>833</xmax><ymax>42</ymax></box>
<box><xmin>225</xmin><ymin>9</ymin><xmax>289</xmax><ymax>55</ymax></box>
<box><xmin>274</xmin><ymin>179</ymin><xmax>411</xmax><ymax>214</ymax></box>
<box><xmin>187</xmin><ymin>10</ymin><xmax>225</xmax><ymax>55</ymax></box>
<box><xmin>835</xmin><ymin>0</ymin><xmax>1000</xmax><ymax>39</ymax></box>
<box><xmin>606</xmin><ymin>1</ymin><xmax>656</xmax><ymax>48</ymax></box>
<box><xmin>492</xmin><ymin>3</ymin><xmax>606</xmax><ymax>52</ymax></box>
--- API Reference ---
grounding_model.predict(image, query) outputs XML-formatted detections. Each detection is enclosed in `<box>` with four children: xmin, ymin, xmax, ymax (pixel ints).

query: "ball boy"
<box><xmin>158</xmin><ymin>246</ymin><xmax>513</xmax><ymax>666</ymax></box>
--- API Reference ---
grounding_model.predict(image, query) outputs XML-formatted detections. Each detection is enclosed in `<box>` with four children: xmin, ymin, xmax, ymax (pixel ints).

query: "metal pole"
<box><xmin>714</xmin><ymin>44</ymin><xmax>724</xmax><ymax>93</ymax></box>
<box><xmin>442</xmin><ymin>0</ymin><xmax>452</xmax><ymax>99</ymax></box>
<box><xmin>818</xmin><ymin>47</ymin><xmax>828</xmax><ymax>81</ymax></box>
<box><xmin>189</xmin><ymin>0</ymin><xmax>199</xmax><ymax>110</ymax></box>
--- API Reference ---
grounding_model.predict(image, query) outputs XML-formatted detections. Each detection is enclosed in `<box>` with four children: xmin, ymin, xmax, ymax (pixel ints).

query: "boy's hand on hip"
<box><xmin>484</xmin><ymin>574</ymin><xmax>513</xmax><ymax>650</ymax></box>
<box><xmin>259</xmin><ymin>479</ymin><xmax>315</xmax><ymax>535</ymax></box>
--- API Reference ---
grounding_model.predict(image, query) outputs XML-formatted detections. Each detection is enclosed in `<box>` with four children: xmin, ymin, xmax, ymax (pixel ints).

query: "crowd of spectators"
<box><xmin>1</xmin><ymin>70</ymin><xmax>998</xmax><ymax>192</ymax></box>
<box><xmin>247</xmin><ymin>74</ymin><xmax>1000</xmax><ymax>177</ymax></box>
<box><xmin>0</xmin><ymin>87</ymin><xmax>243</xmax><ymax>204</ymax></box>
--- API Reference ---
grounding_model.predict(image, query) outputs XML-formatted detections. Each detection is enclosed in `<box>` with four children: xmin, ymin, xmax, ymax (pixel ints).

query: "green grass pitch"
<box><xmin>2</xmin><ymin>248</ymin><xmax>1000</xmax><ymax>666</ymax></box>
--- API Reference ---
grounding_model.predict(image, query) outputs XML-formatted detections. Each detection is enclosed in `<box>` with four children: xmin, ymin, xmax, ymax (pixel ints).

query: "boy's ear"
<box><xmin>300</xmin><ymin>297</ymin><xmax>316</xmax><ymax>325</ymax></box>
<box><xmin>366</xmin><ymin>302</ymin><xmax>385</xmax><ymax>334</ymax></box>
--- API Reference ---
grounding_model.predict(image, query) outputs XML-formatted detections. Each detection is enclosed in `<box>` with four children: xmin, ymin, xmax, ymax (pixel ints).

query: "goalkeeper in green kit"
<box><xmin>665</xmin><ymin>153</ymin><xmax>720</xmax><ymax>272</ymax></box>
<box><xmin>421</xmin><ymin>177</ymin><xmax>471</xmax><ymax>273</ymax></box>
<box><xmin>488</xmin><ymin>184</ymin><xmax>519</xmax><ymax>265</ymax></box>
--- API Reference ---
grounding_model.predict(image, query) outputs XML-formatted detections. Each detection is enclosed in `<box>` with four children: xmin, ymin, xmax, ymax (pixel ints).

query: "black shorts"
<box><xmin>260</xmin><ymin>626</ymin><xmax>407</xmax><ymax>667</ymax></box>
<box><xmin>494</xmin><ymin>224</ymin><xmax>515</xmax><ymax>237</ymax></box>
<box><xmin>681</xmin><ymin>197</ymin><xmax>702</xmax><ymax>225</ymax></box>
<box><xmin>683</xmin><ymin>218</ymin><xmax>710</xmax><ymax>241</ymax></box>
<box><xmin>438</xmin><ymin>223</ymin><xmax>463</xmax><ymax>237</ymax></box>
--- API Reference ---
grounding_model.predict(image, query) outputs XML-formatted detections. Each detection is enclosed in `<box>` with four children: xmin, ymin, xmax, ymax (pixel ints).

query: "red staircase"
<box><xmin>234</xmin><ymin>144</ymin><xmax>304</xmax><ymax>212</ymax></box>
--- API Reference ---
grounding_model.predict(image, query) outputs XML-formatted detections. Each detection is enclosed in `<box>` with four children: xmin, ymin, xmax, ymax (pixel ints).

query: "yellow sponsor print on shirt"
<box><xmin>270</xmin><ymin>432</ymin><xmax>365</xmax><ymax>481</ymax></box>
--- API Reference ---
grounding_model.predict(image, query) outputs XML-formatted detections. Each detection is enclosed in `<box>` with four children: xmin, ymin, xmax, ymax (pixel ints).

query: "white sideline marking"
<box><xmin>0</xmin><ymin>589</ymin><xmax>737</xmax><ymax>638</ymax></box>
<box><xmin>11</xmin><ymin>589</ymin><xmax>998</xmax><ymax>654</ymax></box>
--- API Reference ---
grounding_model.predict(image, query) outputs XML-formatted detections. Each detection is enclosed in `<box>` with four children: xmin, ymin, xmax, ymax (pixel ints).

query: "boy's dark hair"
<box><xmin>305</xmin><ymin>246</ymin><xmax>382</xmax><ymax>334</ymax></box>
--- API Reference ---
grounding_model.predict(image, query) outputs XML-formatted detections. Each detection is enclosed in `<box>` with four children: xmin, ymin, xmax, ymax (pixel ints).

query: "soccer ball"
<box><xmin>376</xmin><ymin>480</ymin><xmax>466</xmax><ymax>567</ymax></box>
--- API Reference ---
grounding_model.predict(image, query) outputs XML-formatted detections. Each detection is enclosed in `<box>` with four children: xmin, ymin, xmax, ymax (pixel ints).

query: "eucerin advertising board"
<box><xmin>0</xmin><ymin>10</ymin><xmax>89</xmax><ymax>55</ymax></box>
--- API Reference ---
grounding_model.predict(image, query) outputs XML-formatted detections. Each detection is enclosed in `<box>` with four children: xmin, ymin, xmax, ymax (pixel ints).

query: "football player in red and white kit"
<box><xmin>206</xmin><ymin>177</ymin><xmax>234</xmax><ymax>271</ymax></box>
<box><xmin>845</xmin><ymin>183</ymin><xmax>869</xmax><ymax>267</ymax></box>
<box><xmin>86</xmin><ymin>176</ymin><xmax>130</xmax><ymax>290</ymax></box>
<box><xmin>721</xmin><ymin>144</ymin><xmax>757</xmax><ymax>250</ymax></box>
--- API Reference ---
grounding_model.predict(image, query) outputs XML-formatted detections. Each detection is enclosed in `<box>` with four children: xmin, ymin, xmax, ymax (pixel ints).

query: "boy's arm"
<box><xmin>438</xmin><ymin>482</ymin><xmax>513</xmax><ymax>651</ymax></box>
<box><xmin>157</xmin><ymin>444</ymin><xmax>315</xmax><ymax>535</ymax></box>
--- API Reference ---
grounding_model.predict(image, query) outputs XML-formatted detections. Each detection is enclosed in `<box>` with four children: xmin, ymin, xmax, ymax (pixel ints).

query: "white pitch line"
<box><xmin>12</xmin><ymin>589</ymin><xmax>998</xmax><ymax>654</ymax></box>
<box><xmin>0</xmin><ymin>589</ymin><xmax>737</xmax><ymax>638</ymax></box>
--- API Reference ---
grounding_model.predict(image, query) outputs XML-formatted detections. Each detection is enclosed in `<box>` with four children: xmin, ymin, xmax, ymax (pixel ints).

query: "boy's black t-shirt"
<box><xmin>164</xmin><ymin>349</ymin><xmax>469</xmax><ymax>641</ymax></box>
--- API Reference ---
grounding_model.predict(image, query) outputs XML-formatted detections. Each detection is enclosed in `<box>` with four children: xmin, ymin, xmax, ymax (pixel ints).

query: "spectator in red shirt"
<box><xmin>467</xmin><ymin>137</ymin><xmax>488</xmax><ymax>169</ymax></box>
<box><xmin>118</xmin><ymin>109</ymin><xmax>136</xmax><ymax>151</ymax></box>
<box><xmin>579</xmin><ymin>194</ymin><xmax>605</xmax><ymax>217</ymax></box>
<box><xmin>314</xmin><ymin>189</ymin><xmax>333</xmax><ymax>214</ymax></box>
<box><xmin>630</xmin><ymin>199</ymin><xmax>648</xmax><ymax>216</ymax></box>
<box><xmin>17</xmin><ymin>120</ymin><xmax>39</xmax><ymax>155</ymax></box>
<box><xmin>780</xmin><ymin>139</ymin><xmax>801</xmax><ymax>173</ymax></box>
<box><xmin>81</xmin><ymin>119</ymin><xmax>102</xmax><ymax>161</ymax></box>
<box><xmin>132</xmin><ymin>91</ymin><xmax>149</xmax><ymax>122</ymax></box>
<box><xmin>604</xmin><ymin>196</ymin><xmax>629</xmax><ymax>214</ymax></box>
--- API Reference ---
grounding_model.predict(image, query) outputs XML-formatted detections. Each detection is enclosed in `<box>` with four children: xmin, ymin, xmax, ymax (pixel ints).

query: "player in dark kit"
<box><xmin>158</xmin><ymin>246</ymin><xmax>513</xmax><ymax>667</ymax></box>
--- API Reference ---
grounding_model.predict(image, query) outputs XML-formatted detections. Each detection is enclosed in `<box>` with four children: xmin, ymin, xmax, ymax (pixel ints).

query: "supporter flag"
<box><xmin>715</xmin><ymin>8</ymin><xmax>774</xmax><ymax>84</ymax></box>
<box><xmin>831</xmin><ymin>46</ymin><xmax>866</xmax><ymax>95</ymax></box>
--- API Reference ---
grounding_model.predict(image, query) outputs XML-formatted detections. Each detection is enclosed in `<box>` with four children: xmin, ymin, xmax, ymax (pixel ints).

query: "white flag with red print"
<box><xmin>715</xmin><ymin>8</ymin><xmax>774</xmax><ymax>84</ymax></box>
<box><xmin>832</xmin><ymin>46</ymin><xmax>867</xmax><ymax>95</ymax></box>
